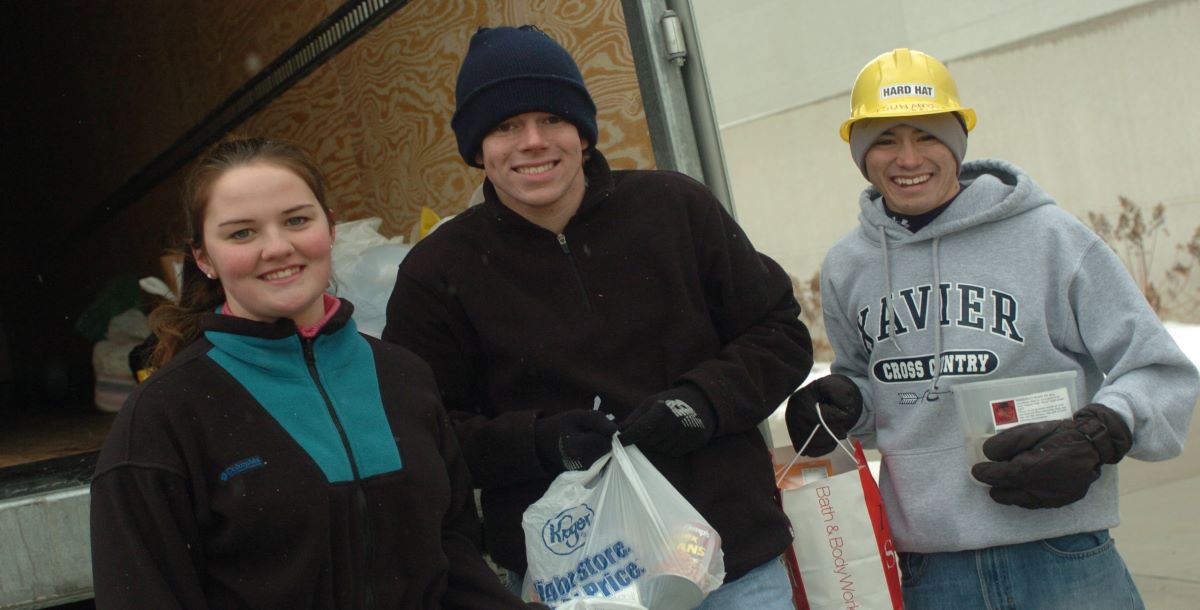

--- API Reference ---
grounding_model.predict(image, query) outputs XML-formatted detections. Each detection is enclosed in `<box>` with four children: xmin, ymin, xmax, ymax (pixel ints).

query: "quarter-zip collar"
<box><xmin>479</xmin><ymin>149</ymin><xmax>616</xmax><ymax>235</ymax></box>
<box><xmin>203</xmin><ymin>296</ymin><xmax>355</xmax><ymax>340</ymax></box>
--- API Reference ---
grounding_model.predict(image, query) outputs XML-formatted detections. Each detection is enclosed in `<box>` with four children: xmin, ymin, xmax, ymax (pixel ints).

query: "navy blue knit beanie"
<box><xmin>451</xmin><ymin>25</ymin><xmax>598</xmax><ymax>168</ymax></box>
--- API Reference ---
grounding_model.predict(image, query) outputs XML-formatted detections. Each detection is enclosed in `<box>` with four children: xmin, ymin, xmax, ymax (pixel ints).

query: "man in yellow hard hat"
<box><xmin>785</xmin><ymin>48</ymin><xmax>1198</xmax><ymax>607</ymax></box>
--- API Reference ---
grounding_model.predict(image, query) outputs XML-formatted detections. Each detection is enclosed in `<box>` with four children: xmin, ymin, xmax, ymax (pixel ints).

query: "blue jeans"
<box><xmin>900</xmin><ymin>530</ymin><xmax>1144</xmax><ymax>610</ymax></box>
<box><xmin>503</xmin><ymin>569</ymin><xmax>523</xmax><ymax>598</ymax></box>
<box><xmin>695</xmin><ymin>556</ymin><xmax>794</xmax><ymax>610</ymax></box>
<box><xmin>506</xmin><ymin>556</ymin><xmax>794</xmax><ymax>609</ymax></box>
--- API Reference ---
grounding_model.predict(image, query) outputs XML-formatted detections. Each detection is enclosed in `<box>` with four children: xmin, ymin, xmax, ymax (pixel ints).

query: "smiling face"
<box><xmin>864</xmin><ymin>124</ymin><xmax>961</xmax><ymax>215</ymax></box>
<box><xmin>192</xmin><ymin>162</ymin><xmax>333</xmax><ymax>327</ymax></box>
<box><xmin>477</xmin><ymin>111</ymin><xmax>589</xmax><ymax>232</ymax></box>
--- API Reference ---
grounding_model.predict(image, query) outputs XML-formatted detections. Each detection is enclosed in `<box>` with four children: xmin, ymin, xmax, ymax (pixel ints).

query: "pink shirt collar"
<box><xmin>220</xmin><ymin>294</ymin><xmax>341</xmax><ymax>338</ymax></box>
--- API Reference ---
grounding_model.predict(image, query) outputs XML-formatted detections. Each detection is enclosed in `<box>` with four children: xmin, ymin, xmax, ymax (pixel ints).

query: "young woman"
<box><xmin>90</xmin><ymin>137</ymin><xmax>538</xmax><ymax>609</ymax></box>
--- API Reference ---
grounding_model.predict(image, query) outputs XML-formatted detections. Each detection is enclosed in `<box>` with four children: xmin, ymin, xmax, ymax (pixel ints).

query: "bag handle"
<box><xmin>777</xmin><ymin>401</ymin><xmax>858</xmax><ymax>486</ymax></box>
<box><xmin>608</xmin><ymin>437</ymin><xmax>674</xmax><ymax>545</ymax></box>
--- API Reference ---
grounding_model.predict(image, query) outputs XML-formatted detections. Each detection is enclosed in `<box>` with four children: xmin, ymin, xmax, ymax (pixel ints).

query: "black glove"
<box><xmin>971</xmin><ymin>403</ymin><xmax>1133</xmax><ymax>509</ymax></box>
<box><xmin>786</xmin><ymin>374</ymin><xmax>863</xmax><ymax>456</ymax></box>
<box><xmin>618</xmin><ymin>385</ymin><xmax>716</xmax><ymax>457</ymax></box>
<box><xmin>534</xmin><ymin>410</ymin><xmax>619</xmax><ymax>473</ymax></box>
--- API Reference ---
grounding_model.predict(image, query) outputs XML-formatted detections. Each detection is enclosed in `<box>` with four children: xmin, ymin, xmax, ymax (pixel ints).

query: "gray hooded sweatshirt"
<box><xmin>821</xmin><ymin>158</ymin><xmax>1198</xmax><ymax>553</ymax></box>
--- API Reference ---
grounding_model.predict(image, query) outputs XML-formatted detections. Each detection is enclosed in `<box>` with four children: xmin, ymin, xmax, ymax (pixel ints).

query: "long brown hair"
<box><xmin>148</xmin><ymin>137</ymin><xmax>333</xmax><ymax>367</ymax></box>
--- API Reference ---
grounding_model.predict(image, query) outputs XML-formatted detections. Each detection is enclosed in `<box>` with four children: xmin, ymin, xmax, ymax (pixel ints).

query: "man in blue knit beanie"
<box><xmin>384</xmin><ymin>25</ymin><xmax>812</xmax><ymax>609</ymax></box>
<box><xmin>450</xmin><ymin>25</ymin><xmax>598</xmax><ymax>169</ymax></box>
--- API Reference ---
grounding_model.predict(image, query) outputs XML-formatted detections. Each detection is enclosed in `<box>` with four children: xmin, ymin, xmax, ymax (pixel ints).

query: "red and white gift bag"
<box><xmin>775</xmin><ymin>425</ymin><xmax>903</xmax><ymax>609</ymax></box>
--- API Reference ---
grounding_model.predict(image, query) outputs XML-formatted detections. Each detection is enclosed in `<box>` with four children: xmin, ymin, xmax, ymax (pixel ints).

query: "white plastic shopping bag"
<box><xmin>329</xmin><ymin>217</ymin><xmax>411</xmax><ymax>338</ymax></box>
<box><xmin>775</xmin><ymin>413</ymin><xmax>903</xmax><ymax>609</ymax></box>
<box><xmin>522</xmin><ymin>436</ymin><xmax>725</xmax><ymax>609</ymax></box>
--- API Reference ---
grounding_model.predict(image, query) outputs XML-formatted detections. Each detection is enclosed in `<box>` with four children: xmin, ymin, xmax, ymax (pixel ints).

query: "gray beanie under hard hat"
<box><xmin>849</xmin><ymin>113</ymin><xmax>968</xmax><ymax>180</ymax></box>
<box><xmin>451</xmin><ymin>25</ymin><xmax>598</xmax><ymax>168</ymax></box>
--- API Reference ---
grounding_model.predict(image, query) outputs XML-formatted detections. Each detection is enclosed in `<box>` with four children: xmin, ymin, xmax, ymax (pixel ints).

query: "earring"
<box><xmin>206</xmin><ymin>272</ymin><xmax>216</xmax><ymax>280</ymax></box>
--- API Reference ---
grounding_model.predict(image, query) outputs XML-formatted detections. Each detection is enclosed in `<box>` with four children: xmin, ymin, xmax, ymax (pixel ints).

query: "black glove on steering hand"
<box><xmin>971</xmin><ymin>403</ymin><xmax>1133</xmax><ymax>509</ymax></box>
<box><xmin>619</xmin><ymin>385</ymin><xmax>716</xmax><ymax>457</ymax></box>
<box><xmin>786</xmin><ymin>374</ymin><xmax>864</xmax><ymax>456</ymax></box>
<box><xmin>534</xmin><ymin>410</ymin><xmax>619</xmax><ymax>473</ymax></box>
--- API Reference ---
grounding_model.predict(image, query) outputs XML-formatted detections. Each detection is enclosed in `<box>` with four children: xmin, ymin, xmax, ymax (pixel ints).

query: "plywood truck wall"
<box><xmin>241</xmin><ymin>0</ymin><xmax>653</xmax><ymax>236</ymax></box>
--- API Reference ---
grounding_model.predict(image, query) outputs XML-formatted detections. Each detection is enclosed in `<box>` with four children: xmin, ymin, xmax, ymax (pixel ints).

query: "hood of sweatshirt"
<box><xmin>856</xmin><ymin>159</ymin><xmax>1055</xmax><ymax>246</ymax></box>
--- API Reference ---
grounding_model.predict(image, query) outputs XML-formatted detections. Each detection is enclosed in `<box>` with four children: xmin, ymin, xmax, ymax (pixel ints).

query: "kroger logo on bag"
<box><xmin>542</xmin><ymin>504</ymin><xmax>594</xmax><ymax>555</ymax></box>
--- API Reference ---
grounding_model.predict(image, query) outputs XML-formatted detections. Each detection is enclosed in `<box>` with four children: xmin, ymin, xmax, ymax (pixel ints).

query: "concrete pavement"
<box><xmin>1114</xmin><ymin>400</ymin><xmax>1200</xmax><ymax>609</ymax></box>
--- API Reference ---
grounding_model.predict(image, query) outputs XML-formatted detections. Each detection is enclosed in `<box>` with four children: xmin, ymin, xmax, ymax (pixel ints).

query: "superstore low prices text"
<box><xmin>533</xmin><ymin>538</ymin><xmax>645</xmax><ymax>603</ymax></box>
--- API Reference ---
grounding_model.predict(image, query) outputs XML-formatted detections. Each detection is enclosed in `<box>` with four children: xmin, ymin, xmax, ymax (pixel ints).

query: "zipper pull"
<box><xmin>302</xmin><ymin>337</ymin><xmax>316</xmax><ymax>364</ymax></box>
<box><xmin>557</xmin><ymin>233</ymin><xmax>570</xmax><ymax>254</ymax></box>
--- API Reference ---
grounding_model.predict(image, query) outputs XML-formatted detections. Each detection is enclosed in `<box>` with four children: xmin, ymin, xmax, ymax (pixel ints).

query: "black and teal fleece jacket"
<box><xmin>90</xmin><ymin>300</ymin><xmax>531</xmax><ymax>609</ymax></box>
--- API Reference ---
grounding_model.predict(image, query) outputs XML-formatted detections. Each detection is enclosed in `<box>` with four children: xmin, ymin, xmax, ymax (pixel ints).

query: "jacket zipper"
<box><xmin>556</xmin><ymin>233</ymin><xmax>593</xmax><ymax>312</ymax></box>
<box><xmin>303</xmin><ymin>338</ymin><xmax>374</xmax><ymax>609</ymax></box>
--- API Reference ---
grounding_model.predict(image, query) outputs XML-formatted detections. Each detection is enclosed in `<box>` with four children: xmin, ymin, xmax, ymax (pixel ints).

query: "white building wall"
<box><xmin>695</xmin><ymin>0</ymin><xmax>1159</xmax><ymax>128</ymax></box>
<box><xmin>694</xmin><ymin>0</ymin><xmax>1200</xmax><ymax>320</ymax></box>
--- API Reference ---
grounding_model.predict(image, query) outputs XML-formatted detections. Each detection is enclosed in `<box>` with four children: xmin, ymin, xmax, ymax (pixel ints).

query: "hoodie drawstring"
<box><xmin>930</xmin><ymin>236</ymin><xmax>944</xmax><ymax>391</ymax></box>
<box><xmin>879</xmin><ymin>226</ymin><xmax>902</xmax><ymax>353</ymax></box>
<box><xmin>879</xmin><ymin>226</ymin><xmax>946</xmax><ymax>396</ymax></box>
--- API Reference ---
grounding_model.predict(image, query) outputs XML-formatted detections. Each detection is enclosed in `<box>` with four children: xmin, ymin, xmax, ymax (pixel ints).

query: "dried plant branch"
<box><xmin>790</xmin><ymin>271</ymin><xmax>833</xmax><ymax>362</ymax></box>
<box><xmin>1089</xmin><ymin>196</ymin><xmax>1197</xmax><ymax>320</ymax></box>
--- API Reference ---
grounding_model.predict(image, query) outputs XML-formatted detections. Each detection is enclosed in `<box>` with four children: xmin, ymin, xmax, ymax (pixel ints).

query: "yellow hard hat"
<box><xmin>839</xmin><ymin>48</ymin><xmax>976</xmax><ymax>142</ymax></box>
